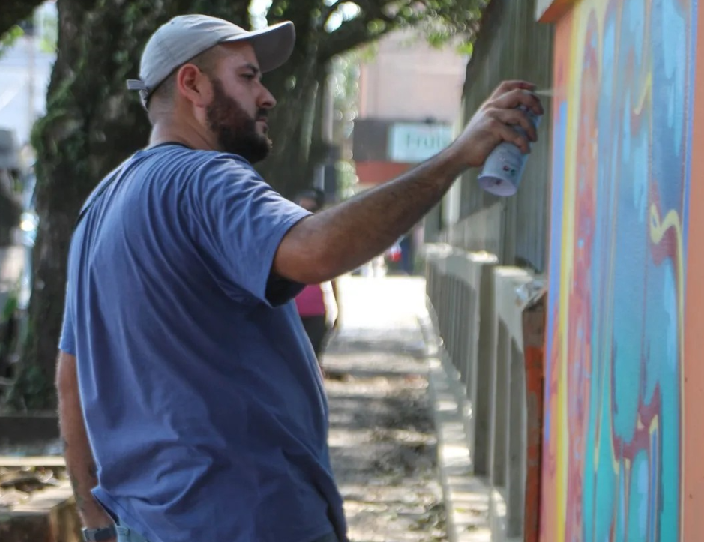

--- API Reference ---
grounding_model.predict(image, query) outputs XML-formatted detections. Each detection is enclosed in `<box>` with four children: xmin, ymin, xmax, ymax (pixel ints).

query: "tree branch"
<box><xmin>320</xmin><ymin>13</ymin><xmax>400</xmax><ymax>61</ymax></box>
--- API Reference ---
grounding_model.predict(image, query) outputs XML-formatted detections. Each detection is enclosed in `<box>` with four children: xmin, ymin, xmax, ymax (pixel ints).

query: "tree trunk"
<box><xmin>0</xmin><ymin>186</ymin><xmax>20</xmax><ymax>247</ymax></box>
<box><xmin>256</xmin><ymin>2</ymin><xmax>325</xmax><ymax>197</ymax></box>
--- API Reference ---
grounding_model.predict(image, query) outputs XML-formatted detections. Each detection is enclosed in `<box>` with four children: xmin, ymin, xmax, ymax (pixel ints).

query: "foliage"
<box><xmin>0</xmin><ymin>25</ymin><xmax>24</xmax><ymax>57</ymax></box>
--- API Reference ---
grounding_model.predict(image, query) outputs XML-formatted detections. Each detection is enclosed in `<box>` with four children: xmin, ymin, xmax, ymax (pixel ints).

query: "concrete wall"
<box><xmin>540</xmin><ymin>0</ymin><xmax>703</xmax><ymax>540</ymax></box>
<box><xmin>424</xmin><ymin>245</ymin><xmax>543</xmax><ymax>541</ymax></box>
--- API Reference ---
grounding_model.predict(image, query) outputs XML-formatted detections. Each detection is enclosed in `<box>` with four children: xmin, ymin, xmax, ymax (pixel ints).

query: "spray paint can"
<box><xmin>477</xmin><ymin>104</ymin><xmax>542</xmax><ymax>197</ymax></box>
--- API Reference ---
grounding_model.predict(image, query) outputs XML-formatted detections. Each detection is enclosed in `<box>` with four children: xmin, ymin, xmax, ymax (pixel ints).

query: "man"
<box><xmin>56</xmin><ymin>13</ymin><xmax>542</xmax><ymax>542</ymax></box>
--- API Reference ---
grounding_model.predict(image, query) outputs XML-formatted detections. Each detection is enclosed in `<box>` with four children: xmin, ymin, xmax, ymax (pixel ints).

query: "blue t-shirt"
<box><xmin>60</xmin><ymin>144</ymin><xmax>346</xmax><ymax>542</ymax></box>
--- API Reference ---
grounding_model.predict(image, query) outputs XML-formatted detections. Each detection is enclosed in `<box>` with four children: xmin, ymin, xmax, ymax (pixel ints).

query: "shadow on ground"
<box><xmin>323</xmin><ymin>282</ymin><xmax>447</xmax><ymax>542</ymax></box>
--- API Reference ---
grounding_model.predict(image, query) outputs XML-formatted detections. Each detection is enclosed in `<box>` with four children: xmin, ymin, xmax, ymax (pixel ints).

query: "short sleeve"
<box><xmin>185</xmin><ymin>155</ymin><xmax>311</xmax><ymax>306</ymax></box>
<box><xmin>59</xmin><ymin>282</ymin><xmax>76</xmax><ymax>355</ymax></box>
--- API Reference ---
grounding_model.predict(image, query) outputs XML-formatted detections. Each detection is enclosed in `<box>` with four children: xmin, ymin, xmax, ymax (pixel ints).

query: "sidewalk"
<box><xmin>325</xmin><ymin>276</ymin><xmax>491</xmax><ymax>542</ymax></box>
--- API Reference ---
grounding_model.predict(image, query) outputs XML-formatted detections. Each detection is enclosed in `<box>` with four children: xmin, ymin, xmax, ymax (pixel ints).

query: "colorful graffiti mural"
<box><xmin>542</xmin><ymin>0</ymin><xmax>697</xmax><ymax>540</ymax></box>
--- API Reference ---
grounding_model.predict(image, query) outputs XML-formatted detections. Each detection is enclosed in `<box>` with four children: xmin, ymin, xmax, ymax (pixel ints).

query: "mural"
<box><xmin>542</xmin><ymin>0</ymin><xmax>697</xmax><ymax>541</ymax></box>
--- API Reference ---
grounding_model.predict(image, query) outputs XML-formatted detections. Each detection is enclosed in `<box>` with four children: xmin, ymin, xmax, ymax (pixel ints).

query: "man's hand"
<box><xmin>450</xmin><ymin>80</ymin><xmax>544</xmax><ymax>169</ymax></box>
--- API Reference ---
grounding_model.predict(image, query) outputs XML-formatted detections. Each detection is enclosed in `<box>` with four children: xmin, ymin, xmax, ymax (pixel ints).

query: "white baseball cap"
<box><xmin>127</xmin><ymin>14</ymin><xmax>295</xmax><ymax>106</ymax></box>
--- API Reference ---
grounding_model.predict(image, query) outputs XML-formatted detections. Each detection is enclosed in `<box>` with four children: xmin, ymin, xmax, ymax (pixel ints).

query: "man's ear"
<box><xmin>175</xmin><ymin>64</ymin><xmax>213</xmax><ymax>108</ymax></box>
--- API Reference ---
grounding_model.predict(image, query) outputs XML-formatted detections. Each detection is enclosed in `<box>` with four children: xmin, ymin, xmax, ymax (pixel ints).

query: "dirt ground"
<box><xmin>323</xmin><ymin>277</ymin><xmax>447</xmax><ymax>542</ymax></box>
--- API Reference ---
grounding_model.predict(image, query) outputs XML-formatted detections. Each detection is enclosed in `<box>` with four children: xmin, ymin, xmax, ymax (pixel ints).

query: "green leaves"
<box><xmin>0</xmin><ymin>25</ymin><xmax>24</xmax><ymax>58</ymax></box>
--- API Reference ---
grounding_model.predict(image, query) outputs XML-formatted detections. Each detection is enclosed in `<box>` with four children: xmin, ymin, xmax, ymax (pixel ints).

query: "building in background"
<box><xmin>351</xmin><ymin>30</ymin><xmax>467</xmax><ymax>273</ymax></box>
<box><xmin>352</xmin><ymin>30</ymin><xmax>467</xmax><ymax>187</ymax></box>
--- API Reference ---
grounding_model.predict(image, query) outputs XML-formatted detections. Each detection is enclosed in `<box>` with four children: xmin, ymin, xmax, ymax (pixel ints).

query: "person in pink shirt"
<box><xmin>293</xmin><ymin>189</ymin><xmax>339</xmax><ymax>362</ymax></box>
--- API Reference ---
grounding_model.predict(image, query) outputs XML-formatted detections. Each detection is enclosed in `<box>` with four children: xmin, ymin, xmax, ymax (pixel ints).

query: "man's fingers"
<box><xmin>490</xmin><ymin>80</ymin><xmax>536</xmax><ymax>100</ymax></box>
<box><xmin>491</xmin><ymin>88</ymin><xmax>544</xmax><ymax>115</ymax></box>
<box><xmin>491</xmin><ymin>120</ymin><xmax>531</xmax><ymax>154</ymax></box>
<box><xmin>490</xmin><ymin>108</ymin><xmax>538</xmax><ymax>141</ymax></box>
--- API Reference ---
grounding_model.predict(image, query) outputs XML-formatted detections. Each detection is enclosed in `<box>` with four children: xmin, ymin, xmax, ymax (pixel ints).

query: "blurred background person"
<box><xmin>293</xmin><ymin>188</ymin><xmax>340</xmax><ymax>366</ymax></box>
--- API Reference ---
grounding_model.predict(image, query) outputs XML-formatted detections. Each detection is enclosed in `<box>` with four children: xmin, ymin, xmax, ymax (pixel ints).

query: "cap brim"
<box><xmin>222</xmin><ymin>21</ymin><xmax>295</xmax><ymax>73</ymax></box>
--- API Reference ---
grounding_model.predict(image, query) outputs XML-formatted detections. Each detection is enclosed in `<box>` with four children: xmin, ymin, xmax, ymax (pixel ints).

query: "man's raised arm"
<box><xmin>273</xmin><ymin>81</ymin><xmax>543</xmax><ymax>284</ymax></box>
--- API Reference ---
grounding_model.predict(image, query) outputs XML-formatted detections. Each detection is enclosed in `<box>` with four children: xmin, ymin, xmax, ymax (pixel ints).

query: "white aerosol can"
<box><xmin>477</xmin><ymin>104</ymin><xmax>542</xmax><ymax>197</ymax></box>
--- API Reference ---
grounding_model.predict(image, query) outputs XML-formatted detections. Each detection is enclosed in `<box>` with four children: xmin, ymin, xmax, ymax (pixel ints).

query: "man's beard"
<box><xmin>206</xmin><ymin>77</ymin><xmax>271</xmax><ymax>163</ymax></box>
